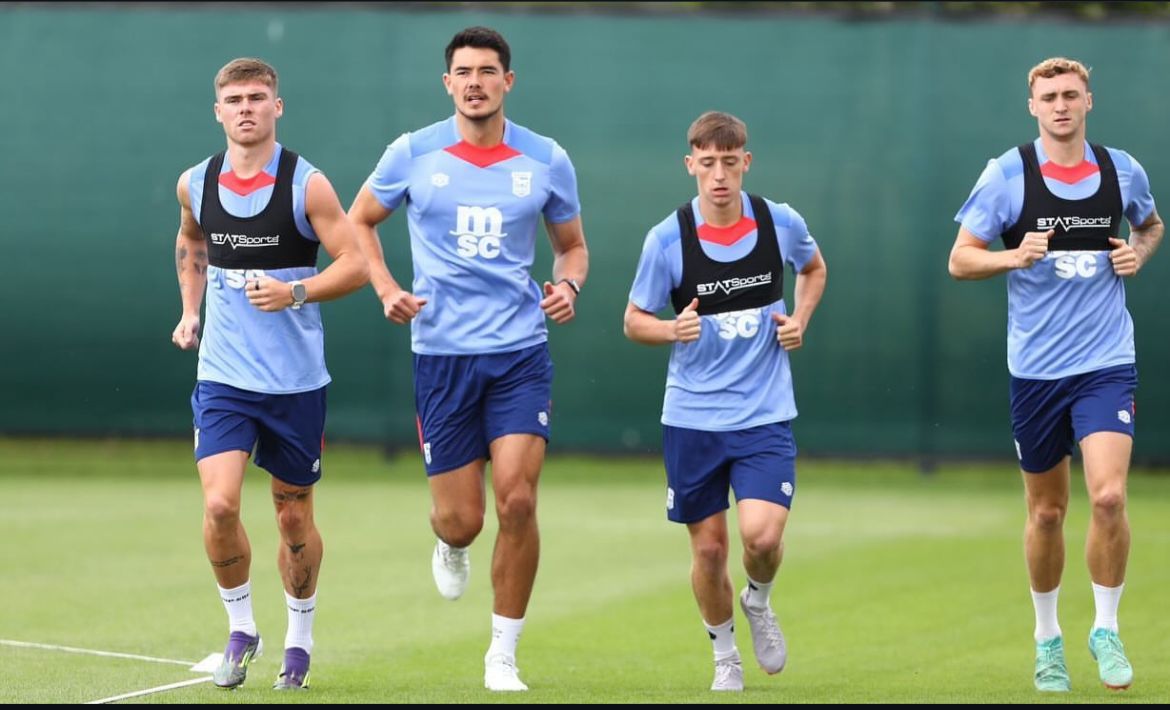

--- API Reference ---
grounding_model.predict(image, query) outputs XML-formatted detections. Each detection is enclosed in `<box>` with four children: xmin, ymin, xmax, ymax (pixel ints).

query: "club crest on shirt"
<box><xmin>512</xmin><ymin>171</ymin><xmax>532</xmax><ymax>198</ymax></box>
<box><xmin>431</xmin><ymin>173</ymin><xmax>450</xmax><ymax>188</ymax></box>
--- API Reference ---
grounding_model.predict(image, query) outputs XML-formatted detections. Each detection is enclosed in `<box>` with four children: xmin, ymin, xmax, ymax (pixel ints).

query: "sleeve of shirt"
<box><xmin>293</xmin><ymin>157</ymin><xmax>321</xmax><ymax>242</ymax></box>
<box><xmin>1121</xmin><ymin>151</ymin><xmax>1157</xmax><ymax>227</ymax></box>
<box><xmin>543</xmin><ymin>143</ymin><xmax>582</xmax><ymax>224</ymax></box>
<box><xmin>954</xmin><ymin>160</ymin><xmax>1012</xmax><ymax>242</ymax></box>
<box><xmin>773</xmin><ymin>204</ymin><xmax>819</xmax><ymax>273</ymax></box>
<box><xmin>188</xmin><ymin>159</ymin><xmax>210</xmax><ymax>228</ymax></box>
<box><xmin>365</xmin><ymin>134</ymin><xmax>412</xmax><ymax>211</ymax></box>
<box><xmin>628</xmin><ymin>229</ymin><xmax>673</xmax><ymax>314</ymax></box>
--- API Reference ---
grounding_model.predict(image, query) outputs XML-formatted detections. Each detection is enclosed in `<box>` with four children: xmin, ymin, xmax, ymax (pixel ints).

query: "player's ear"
<box><xmin>684</xmin><ymin>154</ymin><xmax>696</xmax><ymax>176</ymax></box>
<box><xmin>742</xmin><ymin>151</ymin><xmax>752</xmax><ymax>172</ymax></box>
<box><xmin>442</xmin><ymin>72</ymin><xmax>453</xmax><ymax>96</ymax></box>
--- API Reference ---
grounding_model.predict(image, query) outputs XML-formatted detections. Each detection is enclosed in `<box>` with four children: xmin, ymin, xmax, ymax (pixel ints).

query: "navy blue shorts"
<box><xmin>662</xmin><ymin>422</ymin><xmax>797</xmax><ymax>524</ymax></box>
<box><xmin>191</xmin><ymin>381</ymin><xmax>326</xmax><ymax>487</ymax></box>
<box><xmin>1010</xmin><ymin>364</ymin><xmax>1137</xmax><ymax>473</ymax></box>
<box><xmin>413</xmin><ymin>343</ymin><xmax>553</xmax><ymax>476</ymax></box>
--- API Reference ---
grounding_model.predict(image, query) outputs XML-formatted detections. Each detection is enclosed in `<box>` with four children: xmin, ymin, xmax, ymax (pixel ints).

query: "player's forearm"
<box><xmin>175</xmin><ymin>233</ymin><xmax>207</xmax><ymax>316</ymax></box>
<box><xmin>351</xmin><ymin>221</ymin><xmax>404</xmax><ymax>299</ymax></box>
<box><xmin>1130</xmin><ymin>219</ymin><xmax>1164</xmax><ymax>270</ymax></box>
<box><xmin>553</xmin><ymin>243</ymin><xmax>589</xmax><ymax>287</ymax></box>
<box><xmin>948</xmin><ymin>244</ymin><xmax>1016</xmax><ymax>280</ymax></box>
<box><xmin>301</xmin><ymin>249</ymin><xmax>370</xmax><ymax>304</ymax></box>
<box><xmin>623</xmin><ymin>308</ymin><xmax>677</xmax><ymax>345</ymax></box>
<box><xmin>790</xmin><ymin>264</ymin><xmax>826</xmax><ymax>330</ymax></box>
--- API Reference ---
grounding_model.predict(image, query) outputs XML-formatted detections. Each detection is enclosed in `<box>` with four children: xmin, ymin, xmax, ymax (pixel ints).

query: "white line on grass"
<box><xmin>0</xmin><ymin>638</ymin><xmax>195</xmax><ymax>667</ymax></box>
<box><xmin>2</xmin><ymin>639</ymin><xmax>223</xmax><ymax>703</ymax></box>
<box><xmin>86</xmin><ymin>676</ymin><xmax>214</xmax><ymax>704</ymax></box>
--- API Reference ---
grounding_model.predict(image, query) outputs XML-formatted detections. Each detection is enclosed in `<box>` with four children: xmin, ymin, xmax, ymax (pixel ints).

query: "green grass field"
<box><xmin>1</xmin><ymin>439</ymin><xmax>1167</xmax><ymax>703</ymax></box>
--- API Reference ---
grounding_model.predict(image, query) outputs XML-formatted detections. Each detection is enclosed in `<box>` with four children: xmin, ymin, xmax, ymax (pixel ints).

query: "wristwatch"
<box><xmin>558</xmin><ymin>278</ymin><xmax>581</xmax><ymax>296</ymax></box>
<box><xmin>290</xmin><ymin>281</ymin><xmax>307</xmax><ymax>310</ymax></box>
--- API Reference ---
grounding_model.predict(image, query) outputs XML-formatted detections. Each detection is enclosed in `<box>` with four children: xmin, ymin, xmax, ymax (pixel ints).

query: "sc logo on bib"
<box><xmin>208</xmin><ymin>266</ymin><xmax>266</xmax><ymax>290</ymax></box>
<box><xmin>1052</xmin><ymin>252</ymin><xmax>1097</xmax><ymax>280</ymax></box>
<box><xmin>714</xmin><ymin>310</ymin><xmax>761</xmax><ymax>340</ymax></box>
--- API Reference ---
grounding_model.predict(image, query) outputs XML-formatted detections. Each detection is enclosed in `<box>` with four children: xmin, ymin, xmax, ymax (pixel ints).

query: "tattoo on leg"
<box><xmin>210</xmin><ymin>556</ymin><xmax>243</xmax><ymax>568</ymax></box>
<box><xmin>287</xmin><ymin>542</ymin><xmax>306</xmax><ymax>555</ymax></box>
<box><xmin>273</xmin><ymin>488</ymin><xmax>311</xmax><ymax>503</ymax></box>
<box><xmin>291</xmin><ymin>567</ymin><xmax>312</xmax><ymax>597</ymax></box>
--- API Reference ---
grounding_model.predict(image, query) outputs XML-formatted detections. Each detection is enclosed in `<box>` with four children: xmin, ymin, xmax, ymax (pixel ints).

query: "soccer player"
<box><xmin>171</xmin><ymin>57</ymin><xmax>368</xmax><ymax>691</ymax></box>
<box><xmin>347</xmin><ymin>27</ymin><xmax>588</xmax><ymax>691</ymax></box>
<box><xmin>950</xmin><ymin>57</ymin><xmax>1162</xmax><ymax>693</ymax></box>
<box><xmin>624</xmin><ymin>111</ymin><xmax>827</xmax><ymax>691</ymax></box>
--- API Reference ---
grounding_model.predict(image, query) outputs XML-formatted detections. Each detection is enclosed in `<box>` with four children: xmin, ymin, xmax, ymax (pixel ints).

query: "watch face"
<box><xmin>293</xmin><ymin>283</ymin><xmax>307</xmax><ymax>302</ymax></box>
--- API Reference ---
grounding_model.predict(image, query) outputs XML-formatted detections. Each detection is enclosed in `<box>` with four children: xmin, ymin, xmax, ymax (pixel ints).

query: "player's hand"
<box><xmin>171</xmin><ymin>314</ymin><xmax>201</xmax><ymax>350</ymax></box>
<box><xmin>382</xmin><ymin>289</ymin><xmax>427</xmax><ymax>324</ymax></box>
<box><xmin>1108</xmin><ymin>237</ymin><xmax>1140</xmax><ymax>277</ymax></box>
<box><xmin>246</xmin><ymin>276</ymin><xmax>291</xmax><ymax>312</ymax></box>
<box><xmin>1014</xmin><ymin>229</ymin><xmax>1053</xmax><ymax>269</ymax></box>
<box><xmin>541</xmin><ymin>281</ymin><xmax>576</xmax><ymax>324</ymax></box>
<box><xmin>674</xmin><ymin>298</ymin><xmax>701</xmax><ymax>343</ymax></box>
<box><xmin>773</xmin><ymin>312</ymin><xmax>804</xmax><ymax>351</ymax></box>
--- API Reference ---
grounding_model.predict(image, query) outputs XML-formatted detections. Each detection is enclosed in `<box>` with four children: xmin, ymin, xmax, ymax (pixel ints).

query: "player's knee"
<box><xmin>1090</xmin><ymin>487</ymin><xmax>1126</xmax><ymax>519</ymax></box>
<box><xmin>496</xmin><ymin>490</ymin><xmax>536</xmax><ymax>529</ymax></box>
<box><xmin>204</xmin><ymin>494</ymin><xmax>241</xmax><ymax>527</ymax></box>
<box><xmin>742</xmin><ymin>531</ymin><xmax>782</xmax><ymax>559</ymax></box>
<box><xmin>444</xmin><ymin>523</ymin><xmax>482</xmax><ymax>548</ymax></box>
<box><xmin>275</xmin><ymin>503</ymin><xmax>312</xmax><ymax>536</ymax></box>
<box><xmin>434</xmin><ymin>508</ymin><xmax>484</xmax><ymax>547</ymax></box>
<box><xmin>1029</xmin><ymin>504</ymin><xmax>1066</xmax><ymax>531</ymax></box>
<box><xmin>692</xmin><ymin>539</ymin><xmax>729</xmax><ymax>571</ymax></box>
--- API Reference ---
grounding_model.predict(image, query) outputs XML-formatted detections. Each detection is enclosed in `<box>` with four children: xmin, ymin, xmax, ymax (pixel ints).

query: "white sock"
<box><xmin>284</xmin><ymin>591</ymin><xmax>316</xmax><ymax>654</ymax></box>
<box><xmin>218</xmin><ymin>581</ymin><xmax>257</xmax><ymax>637</ymax></box>
<box><xmin>486</xmin><ymin>613</ymin><xmax>525</xmax><ymax>660</ymax></box>
<box><xmin>744</xmin><ymin>575</ymin><xmax>773</xmax><ymax>610</ymax></box>
<box><xmin>1092</xmin><ymin>582</ymin><xmax>1123</xmax><ymax>632</ymax></box>
<box><xmin>704</xmin><ymin>616</ymin><xmax>738</xmax><ymax>662</ymax></box>
<box><xmin>1031</xmin><ymin>586</ymin><xmax>1061</xmax><ymax>641</ymax></box>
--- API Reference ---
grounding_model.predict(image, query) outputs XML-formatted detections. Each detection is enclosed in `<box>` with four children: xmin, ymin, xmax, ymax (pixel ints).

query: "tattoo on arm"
<box><xmin>1132</xmin><ymin>222</ymin><xmax>1164</xmax><ymax>266</ymax></box>
<box><xmin>210</xmin><ymin>555</ymin><xmax>243</xmax><ymax>568</ymax></box>
<box><xmin>177</xmin><ymin>242</ymin><xmax>208</xmax><ymax>276</ymax></box>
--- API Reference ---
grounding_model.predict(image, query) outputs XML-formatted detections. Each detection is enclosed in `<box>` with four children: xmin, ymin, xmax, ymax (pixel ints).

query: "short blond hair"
<box><xmin>214</xmin><ymin>57</ymin><xmax>278</xmax><ymax>96</ymax></box>
<box><xmin>687</xmin><ymin>111</ymin><xmax>748</xmax><ymax>151</ymax></box>
<box><xmin>1027</xmin><ymin>57</ymin><xmax>1090</xmax><ymax>92</ymax></box>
